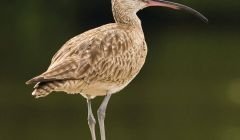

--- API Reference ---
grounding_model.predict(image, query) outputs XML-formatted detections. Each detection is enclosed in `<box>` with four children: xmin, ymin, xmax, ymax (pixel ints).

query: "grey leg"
<box><xmin>87</xmin><ymin>99</ymin><xmax>96</xmax><ymax>140</ymax></box>
<box><xmin>97</xmin><ymin>94</ymin><xmax>112</xmax><ymax>140</ymax></box>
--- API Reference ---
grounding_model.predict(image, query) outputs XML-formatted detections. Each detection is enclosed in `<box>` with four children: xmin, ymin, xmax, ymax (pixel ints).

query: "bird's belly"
<box><xmin>81</xmin><ymin>81</ymin><xmax>130</xmax><ymax>98</ymax></box>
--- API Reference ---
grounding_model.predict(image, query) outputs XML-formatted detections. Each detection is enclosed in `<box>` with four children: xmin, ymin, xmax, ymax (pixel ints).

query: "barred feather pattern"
<box><xmin>27</xmin><ymin>18</ymin><xmax>147</xmax><ymax>99</ymax></box>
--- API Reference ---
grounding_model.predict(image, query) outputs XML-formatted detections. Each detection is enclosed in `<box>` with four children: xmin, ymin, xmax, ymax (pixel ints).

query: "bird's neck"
<box><xmin>112</xmin><ymin>2</ymin><xmax>143</xmax><ymax>30</ymax></box>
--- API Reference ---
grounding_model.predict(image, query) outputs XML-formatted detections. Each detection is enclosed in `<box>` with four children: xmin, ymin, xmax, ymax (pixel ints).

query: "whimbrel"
<box><xmin>26</xmin><ymin>0</ymin><xmax>207</xmax><ymax>140</ymax></box>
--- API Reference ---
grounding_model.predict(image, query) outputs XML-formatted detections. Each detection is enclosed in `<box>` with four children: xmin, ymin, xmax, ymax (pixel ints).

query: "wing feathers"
<box><xmin>27</xmin><ymin>24</ymin><xmax>133</xmax><ymax>85</ymax></box>
<box><xmin>26</xmin><ymin>59</ymin><xmax>78</xmax><ymax>84</ymax></box>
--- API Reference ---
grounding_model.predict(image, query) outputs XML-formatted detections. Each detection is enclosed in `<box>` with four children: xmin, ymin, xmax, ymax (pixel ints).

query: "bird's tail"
<box><xmin>32</xmin><ymin>81</ymin><xmax>64</xmax><ymax>98</ymax></box>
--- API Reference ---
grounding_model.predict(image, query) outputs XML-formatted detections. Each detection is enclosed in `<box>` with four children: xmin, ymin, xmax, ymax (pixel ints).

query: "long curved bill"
<box><xmin>147</xmin><ymin>0</ymin><xmax>208</xmax><ymax>23</ymax></box>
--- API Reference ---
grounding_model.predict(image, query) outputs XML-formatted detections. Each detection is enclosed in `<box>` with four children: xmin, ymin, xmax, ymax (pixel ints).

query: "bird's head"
<box><xmin>112</xmin><ymin>0</ymin><xmax>208</xmax><ymax>23</ymax></box>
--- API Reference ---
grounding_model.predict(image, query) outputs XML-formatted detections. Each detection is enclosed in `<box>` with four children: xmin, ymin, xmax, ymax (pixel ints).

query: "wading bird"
<box><xmin>26</xmin><ymin>0</ymin><xmax>207</xmax><ymax>140</ymax></box>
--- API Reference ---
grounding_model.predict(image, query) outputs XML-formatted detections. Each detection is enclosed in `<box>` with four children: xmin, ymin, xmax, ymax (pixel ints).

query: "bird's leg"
<box><xmin>97</xmin><ymin>94</ymin><xmax>112</xmax><ymax>140</ymax></box>
<box><xmin>87</xmin><ymin>99</ymin><xmax>96</xmax><ymax>140</ymax></box>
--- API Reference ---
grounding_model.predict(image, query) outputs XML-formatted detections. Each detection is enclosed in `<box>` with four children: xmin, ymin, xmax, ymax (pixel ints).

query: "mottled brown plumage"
<box><xmin>26</xmin><ymin>0</ymin><xmax>207</xmax><ymax>140</ymax></box>
<box><xmin>26</xmin><ymin>23</ymin><xmax>147</xmax><ymax>98</ymax></box>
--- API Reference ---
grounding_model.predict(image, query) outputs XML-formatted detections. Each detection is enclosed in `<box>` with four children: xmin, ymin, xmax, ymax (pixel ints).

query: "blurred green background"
<box><xmin>1</xmin><ymin>0</ymin><xmax>240</xmax><ymax>140</ymax></box>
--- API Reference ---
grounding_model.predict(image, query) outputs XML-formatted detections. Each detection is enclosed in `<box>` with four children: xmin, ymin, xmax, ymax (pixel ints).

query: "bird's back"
<box><xmin>26</xmin><ymin>23</ymin><xmax>147</xmax><ymax>98</ymax></box>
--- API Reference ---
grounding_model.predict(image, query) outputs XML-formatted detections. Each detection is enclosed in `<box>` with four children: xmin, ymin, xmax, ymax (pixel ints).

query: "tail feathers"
<box><xmin>32</xmin><ymin>82</ymin><xmax>61</xmax><ymax>98</ymax></box>
<box><xmin>32</xmin><ymin>88</ymin><xmax>50</xmax><ymax>98</ymax></box>
<box><xmin>30</xmin><ymin>80</ymin><xmax>85</xmax><ymax>98</ymax></box>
